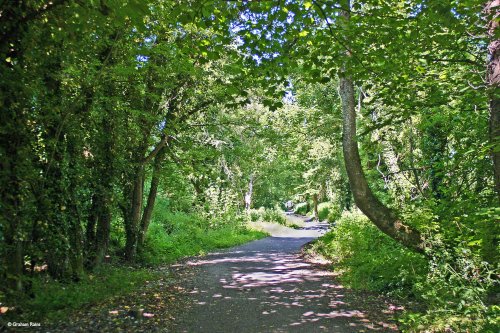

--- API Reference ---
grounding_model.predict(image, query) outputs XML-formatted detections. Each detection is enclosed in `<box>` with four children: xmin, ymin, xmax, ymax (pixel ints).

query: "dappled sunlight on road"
<box><xmin>174</xmin><ymin>222</ymin><xmax>401</xmax><ymax>332</ymax></box>
<box><xmin>222</xmin><ymin>253</ymin><xmax>333</xmax><ymax>288</ymax></box>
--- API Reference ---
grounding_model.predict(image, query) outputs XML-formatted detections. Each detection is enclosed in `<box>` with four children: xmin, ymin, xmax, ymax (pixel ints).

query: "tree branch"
<box><xmin>142</xmin><ymin>135</ymin><xmax>170</xmax><ymax>165</ymax></box>
<box><xmin>0</xmin><ymin>0</ymin><xmax>69</xmax><ymax>47</ymax></box>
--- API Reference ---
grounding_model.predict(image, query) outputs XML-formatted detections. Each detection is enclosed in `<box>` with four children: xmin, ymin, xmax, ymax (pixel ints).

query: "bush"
<box><xmin>316</xmin><ymin>202</ymin><xmax>342</xmax><ymax>222</ymax></box>
<box><xmin>317</xmin><ymin>202</ymin><xmax>330</xmax><ymax>220</ymax></box>
<box><xmin>152</xmin><ymin>204</ymin><xmax>207</xmax><ymax>234</ymax></box>
<box><xmin>209</xmin><ymin>209</ymin><xmax>247</xmax><ymax>229</ymax></box>
<box><xmin>249</xmin><ymin>209</ymin><xmax>261</xmax><ymax>222</ymax></box>
<box><xmin>294</xmin><ymin>202</ymin><xmax>309</xmax><ymax>215</ymax></box>
<box><xmin>247</xmin><ymin>207</ymin><xmax>268</xmax><ymax>223</ymax></box>
<box><xmin>402</xmin><ymin>227</ymin><xmax>500</xmax><ymax>333</ymax></box>
<box><xmin>262</xmin><ymin>206</ymin><xmax>287</xmax><ymax>225</ymax></box>
<box><xmin>395</xmin><ymin>204</ymin><xmax>500</xmax><ymax>332</ymax></box>
<box><xmin>326</xmin><ymin>206</ymin><xmax>342</xmax><ymax>223</ymax></box>
<box><xmin>310</xmin><ymin>210</ymin><xmax>427</xmax><ymax>296</ymax></box>
<box><xmin>400</xmin><ymin>235</ymin><xmax>499</xmax><ymax>332</ymax></box>
<box><xmin>248</xmin><ymin>207</ymin><xmax>302</xmax><ymax>228</ymax></box>
<box><xmin>310</xmin><ymin>209</ymin><xmax>499</xmax><ymax>332</ymax></box>
<box><xmin>141</xmin><ymin>210</ymin><xmax>267</xmax><ymax>265</ymax></box>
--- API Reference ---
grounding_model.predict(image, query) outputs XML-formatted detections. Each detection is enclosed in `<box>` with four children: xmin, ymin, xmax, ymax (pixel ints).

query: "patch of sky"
<box><xmin>284</xmin><ymin>90</ymin><xmax>295</xmax><ymax>104</ymax></box>
<box><xmin>135</xmin><ymin>35</ymin><xmax>157</xmax><ymax>68</ymax></box>
<box><xmin>136</xmin><ymin>55</ymin><xmax>149</xmax><ymax>68</ymax></box>
<box><xmin>158</xmin><ymin>120</ymin><xmax>166</xmax><ymax>131</ymax></box>
<box><xmin>409</xmin><ymin>3</ymin><xmax>424</xmax><ymax>18</ymax></box>
<box><xmin>284</xmin><ymin>80</ymin><xmax>295</xmax><ymax>104</ymax></box>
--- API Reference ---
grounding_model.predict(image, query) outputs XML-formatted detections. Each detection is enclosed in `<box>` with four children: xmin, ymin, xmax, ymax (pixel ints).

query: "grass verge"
<box><xmin>3</xmin><ymin>212</ymin><xmax>266</xmax><ymax>325</ymax></box>
<box><xmin>308</xmin><ymin>210</ymin><xmax>427</xmax><ymax>296</ymax></box>
<box><xmin>141</xmin><ymin>221</ymin><xmax>268</xmax><ymax>265</ymax></box>
<box><xmin>307</xmin><ymin>210</ymin><xmax>499</xmax><ymax>332</ymax></box>
<box><xmin>5</xmin><ymin>267</ymin><xmax>159</xmax><ymax>324</ymax></box>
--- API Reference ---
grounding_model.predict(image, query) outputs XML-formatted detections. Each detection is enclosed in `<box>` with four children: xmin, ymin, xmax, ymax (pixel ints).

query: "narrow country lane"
<box><xmin>29</xmin><ymin>216</ymin><xmax>406</xmax><ymax>333</ymax></box>
<box><xmin>171</xmin><ymin>216</ymin><xmax>402</xmax><ymax>333</ymax></box>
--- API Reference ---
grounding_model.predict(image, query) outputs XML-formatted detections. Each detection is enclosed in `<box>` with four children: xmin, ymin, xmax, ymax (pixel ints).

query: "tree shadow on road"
<box><xmin>178</xmin><ymin>240</ymin><xmax>404</xmax><ymax>332</ymax></box>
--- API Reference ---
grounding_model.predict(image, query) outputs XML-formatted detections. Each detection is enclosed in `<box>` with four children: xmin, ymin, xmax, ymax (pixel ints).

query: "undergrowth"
<box><xmin>317</xmin><ymin>202</ymin><xmax>341</xmax><ymax>222</ymax></box>
<box><xmin>141</xmin><ymin>210</ymin><xmax>267</xmax><ymax>265</ymax></box>
<box><xmin>4</xmin><ymin>267</ymin><xmax>159</xmax><ymax>324</ymax></box>
<box><xmin>310</xmin><ymin>210</ymin><xmax>427</xmax><ymax>296</ymax></box>
<box><xmin>293</xmin><ymin>201</ymin><xmax>340</xmax><ymax>223</ymax></box>
<box><xmin>293</xmin><ymin>202</ymin><xmax>310</xmax><ymax>215</ymax></box>
<box><xmin>310</xmin><ymin>210</ymin><xmax>499</xmax><ymax>332</ymax></box>
<box><xmin>248</xmin><ymin>206</ymin><xmax>301</xmax><ymax>228</ymax></box>
<box><xmin>4</xmin><ymin>203</ymin><xmax>266</xmax><ymax>325</ymax></box>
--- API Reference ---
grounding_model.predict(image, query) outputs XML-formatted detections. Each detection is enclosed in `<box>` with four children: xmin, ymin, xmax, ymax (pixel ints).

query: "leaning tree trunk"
<box><xmin>338</xmin><ymin>0</ymin><xmax>424</xmax><ymax>254</ymax></box>
<box><xmin>486</xmin><ymin>0</ymin><xmax>500</xmax><ymax>203</ymax></box>
<box><xmin>339</xmin><ymin>74</ymin><xmax>424</xmax><ymax>253</ymax></box>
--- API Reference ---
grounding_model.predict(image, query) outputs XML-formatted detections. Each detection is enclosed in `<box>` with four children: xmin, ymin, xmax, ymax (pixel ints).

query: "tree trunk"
<box><xmin>67</xmin><ymin>139</ymin><xmax>84</xmax><ymax>280</ymax></box>
<box><xmin>245</xmin><ymin>174</ymin><xmax>254</xmax><ymax>211</ymax></box>
<box><xmin>0</xmin><ymin>0</ymin><xmax>67</xmax><ymax>294</ymax></box>
<box><xmin>68</xmin><ymin>204</ymin><xmax>85</xmax><ymax>280</ymax></box>
<box><xmin>424</xmin><ymin>122</ymin><xmax>447</xmax><ymax>200</ymax></box>
<box><xmin>1</xmin><ymin>137</ymin><xmax>26</xmax><ymax>293</ymax></box>
<box><xmin>124</xmin><ymin>166</ymin><xmax>144</xmax><ymax>261</ymax></box>
<box><xmin>339</xmin><ymin>74</ymin><xmax>424</xmax><ymax>253</ymax></box>
<box><xmin>1</xmin><ymin>43</ymin><xmax>31</xmax><ymax>291</ymax></box>
<box><xmin>338</xmin><ymin>0</ymin><xmax>423</xmax><ymax>253</ymax></box>
<box><xmin>343</xmin><ymin>180</ymin><xmax>352</xmax><ymax>211</ymax></box>
<box><xmin>312</xmin><ymin>193</ymin><xmax>319</xmax><ymax>220</ymax></box>
<box><xmin>45</xmin><ymin>126</ymin><xmax>71</xmax><ymax>280</ymax></box>
<box><xmin>138</xmin><ymin>147</ymin><xmax>166</xmax><ymax>248</ymax></box>
<box><xmin>409</xmin><ymin>122</ymin><xmax>425</xmax><ymax>197</ymax></box>
<box><xmin>94</xmin><ymin>201</ymin><xmax>111</xmax><ymax>267</ymax></box>
<box><xmin>486</xmin><ymin>0</ymin><xmax>500</xmax><ymax>202</ymax></box>
<box><xmin>381</xmin><ymin>142</ymin><xmax>413</xmax><ymax>201</ymax></box>
<box><xmin>85</xmin><ymin>193</ymin><xmax>98</xmax><ymax>265</ymax></box>
<box><xmin>490</xmin><ymin>98</ymin><xmax>500</xmax><ymax>202</ymax></box>
<box><xmin>4</xmin><ymin>231</ymin><xmax>23</xmax><ymax>293</ymax></box>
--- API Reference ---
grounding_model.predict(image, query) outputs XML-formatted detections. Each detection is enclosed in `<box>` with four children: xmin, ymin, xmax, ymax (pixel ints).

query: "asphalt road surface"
<box><xmin>171</xmin><ymin>217</ymin><xmax>400</xmax><ymax>333</ymax></box>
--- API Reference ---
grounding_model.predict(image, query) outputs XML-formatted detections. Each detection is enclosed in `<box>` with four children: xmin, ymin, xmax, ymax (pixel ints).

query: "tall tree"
<box><xmin>486</xmin><ymin>0</ymin><xmax>500</xmax><ymax>202</ymax></box>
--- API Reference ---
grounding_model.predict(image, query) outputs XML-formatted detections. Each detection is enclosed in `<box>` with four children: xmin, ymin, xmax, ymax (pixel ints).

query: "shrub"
<box><xmin>310</xmin><ymin>210</ymin><xmax>427</xmax><ymax>296</ymax></box>
<box><xmin>400</xmin><ymin>235</ymin><xmax>499</xmax><ymax>332</ymax></box>
<box><xmin>247</xmin><ymin>207</ymin><xmax>269</xmax><ymax>223</ymax></box>
<box><xmin>294</xmin><ymin>202</ymin><xmax>309</xmax><ymax>215</ymax></box>
<box><xmin>210</xmin><ymin>209</ymin><xmax>247</xmax><ymax>229</ymax></box>
<box><xmin>316</xmin><ymin>202</ymin><xmax>342</xmax><ymax>222</ymax></box>
<box><xmin>262</xmin><ymin>207</ymin><xmax>287</xmax><ymax>225</ymax></box>
<box><xmin>249</xmin><ymin>209</ymin><xmax>261</xmax><ymax>222</ymax></box>
<box><xmin>141</xmin><ymin>210</ymin><xmax>267</xmax><ymax>265</ymax></box>
<box><xmin>326</xmin><ymin>205</ymin><xmax>342</xmax><ymax>223</ymax></box>
<box><xmin>310</xmin><ymin>209</ymin><xmax>499</xmax><ymax>332</ymax></box>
